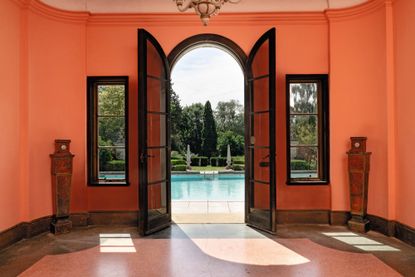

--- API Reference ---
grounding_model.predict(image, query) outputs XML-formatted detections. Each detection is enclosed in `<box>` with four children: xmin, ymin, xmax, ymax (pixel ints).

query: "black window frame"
<box><xmin>87</xmin><ymin>76</ymin><xmax>129</xmax><ymax>186</ymax></box>
<box><xmin>286</xmin><ymin>74</ymin><xmax>329</xmax><ymax>185</ymax></box>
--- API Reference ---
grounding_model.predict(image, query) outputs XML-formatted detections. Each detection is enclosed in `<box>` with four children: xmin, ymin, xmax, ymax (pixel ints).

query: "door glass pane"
<box><xmin>251</xmin><ymin>148</ymin><xmax>270</xmax><ymax>182</ymax></box>
<box><xmin>147</xmin><ymin>148</ymin><xmax>167</xmax><ymax>182</ymax></box>
<box><xmin>289</xmin><ymin>115</ymin><xmax>318</xmax><ymax>145</ymax></box>
<box><xmin>253</xmin><ymin>77</ymin><xmax>269</xmax><ymax>112</ymax></box>
<box><xmin>290</xmin><ymin>146</ymin><xmax>318</xmax><ymax>179</ymax></box>
<box><xmin>148</xmin><ymin>182</ymin><xmax>167</xmax><ymax>219</ymax></box>
<box><xmin>251</xmin><ymin>40</ymin><xmax>269</xmax><ymax>77</ymax></box>
<box><xmin>147</xmin><ymin>113</ymin><xmax>166</xmax><ymax>147</ymax></box>
<box><xmin>252</xmin><ymin>113</ymin><xmax>269</xmax><ymax>147</ymax></box>
<box><xmin>289</xmin><ymin>83</ymin><xmax>318</xmax><ymax>114</ymax></box>
<box><xmin>147</xmin><ymin>78</ymin><xmax>166</xmax><ymax>112</ymax></box>
<box><xmin>147</xmin><ymin>41</ymin><xmax>164</xmax><ymax>78</ymax></box>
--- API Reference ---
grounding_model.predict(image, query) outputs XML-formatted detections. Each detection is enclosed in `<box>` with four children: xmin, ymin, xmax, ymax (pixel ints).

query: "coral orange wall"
<box><xmin>328</xmin><ymin>2</ymin><xmax>389</xmax><ymax>218</ymax></box>
<box><xmin>26</xmin><ymin>10</ymin><xmax>88</xmax><ymax>220</ymax></box>
<box><xmin>3</xmin><ymin>0</ymin><xmax>412</xmax><ymax>232</ymax></box>
<box><xmin>394</xmin><ymin>0</ymin><xmax>415</xmax><ymax>228</ymax></box>
<box><xmin>86</xmin><ymin>22</ymin><xmax>331</xmax><ymax>211</ymax></box>
<box><xmin>0</xmin><ymin>0</ymin><xmax>23</xmax><ymax>230</ymax></box>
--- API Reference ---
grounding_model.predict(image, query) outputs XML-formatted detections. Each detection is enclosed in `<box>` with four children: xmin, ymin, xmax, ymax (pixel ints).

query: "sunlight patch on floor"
<box><xmin>99</xmin><ymin>234</ymin><xmax>136</xmax><ymax>253</ymax></box>
<box><xmin>322</xmin><ymin>232</ymin><xmax>400</xmax><ymax>252</ymax></box>
<box><xmin>178</xmin><ymin>225</ymin><xmax>310</xmax><ymax>266</ymax></box>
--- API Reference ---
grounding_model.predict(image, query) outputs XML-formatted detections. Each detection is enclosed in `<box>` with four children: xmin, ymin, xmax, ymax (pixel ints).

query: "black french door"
<box><xmin>138</xmin><ymin>29</ymin><xmax>171</xmax><ymax>235</ymax></box>
<box><xmin>138</xmin><ymin>28</ymin><xmax>276</xmax><ymax>235</ymax></box>
<box><xmin>245</xmin><ymin>28</ymin><xmax>276</xmax><ymax>234</ymax></box>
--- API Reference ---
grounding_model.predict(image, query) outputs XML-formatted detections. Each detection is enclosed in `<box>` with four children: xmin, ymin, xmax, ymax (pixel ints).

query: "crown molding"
<box><xmin>10</xmin><ymin>0</ymin><xmax>393</xmax><ymax>25</ymax></box>
<box><xmin>87</xmin><ymin>12</ymin><xmax>328</xmax><ymax>26</ymax></box>
<box><xmin>325</xmin><ymin>0</ymin><xmax>386</xmax><ymax>22</ymax></box>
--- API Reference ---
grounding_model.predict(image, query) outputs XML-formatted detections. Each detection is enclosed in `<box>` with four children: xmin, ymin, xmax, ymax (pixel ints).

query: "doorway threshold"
<box><xmin>172</xmin><ymin>201</ymin><xmax>244</xmax><ymax>223</ymax></box>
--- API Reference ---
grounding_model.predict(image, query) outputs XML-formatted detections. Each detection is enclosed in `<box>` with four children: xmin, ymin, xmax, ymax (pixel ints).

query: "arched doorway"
<box><xmin>169</xmin><ymin>43</ymin><xmax>245</xmax><ymax>224</ymax></box>
<box><xmin>138</xmin><ymin>29</ymin><xmax>276</xmax><ymax>235</ymax></box>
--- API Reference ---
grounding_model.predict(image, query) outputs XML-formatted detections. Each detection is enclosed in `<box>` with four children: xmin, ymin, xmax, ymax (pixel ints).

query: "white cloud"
<box><xmin>171</xmin><ymin>47</ymin><xmax>244</xmax><ymax>109</ymax></box>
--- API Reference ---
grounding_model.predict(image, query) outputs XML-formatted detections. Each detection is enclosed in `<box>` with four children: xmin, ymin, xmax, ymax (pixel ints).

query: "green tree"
<box><xmin>170</xmin><ymin>84</ymin><xmax>184</xmax><ymax>152</ymax></box>
<box><xmin>215</xmin><ymin>100</ymin><xmax>244</xmax><ymax>137</ymax></box>
<box><xmin>201</xmin><ymin>101</ymin><xmax>217</xmax><ymax>157</ymax></box>
<box><xmin>217</xmin><ymin>131</ymin><xmax>244</xmax><ymax>157</ymax></box>
<box><xmin>180</xmin><ymin>103</ymin><xmax>204</xmax><ymax>155</ymax></box>
<box><xmin>98</xmin><ymin>85</ymin><xmax>126</xmax><ymax>146</ymax></box>
<box><xmin>289</xmin><ymin>83</ymin><xmax>318</xmax><ymax>169</ymax></box>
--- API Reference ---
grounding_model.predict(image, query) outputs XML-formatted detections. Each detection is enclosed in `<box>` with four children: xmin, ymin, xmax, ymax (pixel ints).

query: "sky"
<box><xmin>171</xmin><ymin>47</ymin><xmax>244</xmax><ymax>109</ymax></box>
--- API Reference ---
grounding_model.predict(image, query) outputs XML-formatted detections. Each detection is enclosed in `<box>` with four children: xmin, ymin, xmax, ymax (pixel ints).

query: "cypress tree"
<box><xmin>202</xmin><ymin>101</ymin><xmax>217</xmax><ymax>157</ymax></box>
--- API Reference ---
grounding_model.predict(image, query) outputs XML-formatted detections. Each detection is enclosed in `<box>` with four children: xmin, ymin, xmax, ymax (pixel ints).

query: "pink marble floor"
<box><xmin>19</xmin><ymin>224</ymin><xmax>401</xmax><ymax>277</ymax></box>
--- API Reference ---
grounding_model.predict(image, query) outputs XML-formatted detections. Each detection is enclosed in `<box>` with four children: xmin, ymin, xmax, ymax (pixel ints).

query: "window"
<box><xmin>87</xmin><ymin>76</ymin><xmax>129</xmax><ymax>186</ymax></box>
<box><xmin>286</xmin><ymin>75</ymin><xmax>329</xmax><ymax>185</ymax></box>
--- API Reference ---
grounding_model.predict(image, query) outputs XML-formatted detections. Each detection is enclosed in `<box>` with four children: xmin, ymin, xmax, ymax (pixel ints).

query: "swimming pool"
<box><xmin>171</xmin><ymin>174</ymin><xmax>244</xmax><ymax>201</ymax></box>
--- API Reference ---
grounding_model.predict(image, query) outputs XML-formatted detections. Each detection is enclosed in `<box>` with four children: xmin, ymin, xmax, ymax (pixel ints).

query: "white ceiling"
<box><xmin>39</xmin><ymin>0</ymin><xmax>368</xmax><ymax>13</ymax></box>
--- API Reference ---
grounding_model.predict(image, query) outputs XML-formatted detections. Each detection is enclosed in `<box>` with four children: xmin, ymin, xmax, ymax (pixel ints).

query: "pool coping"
<box><xmin>171</xmin><ymin>170</ymin><xmax>244</xmax><ymax>175</ymax></box>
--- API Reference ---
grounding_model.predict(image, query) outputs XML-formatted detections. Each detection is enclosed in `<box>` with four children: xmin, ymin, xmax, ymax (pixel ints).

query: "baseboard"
<box><xmin>2</xmin><ymin>210</ymin><xmax>414</xmax><ymax>252</ymax></box>
<box><xmin>330</xmin><ymin>211</ymin><xmax>351</xmax><ymax>225</ymax></box>
<box><xmin>394</xmin><ymin>221</ymin><xmax>415</xmax><ymax>247</ymax></box>
<box><xmin>88</xmin><ymin>211</ymin><xmax>138</xmax><ymax>226</ymax></box>
<box><xmin>0</xmin><ymin>216</ymin><xmax>53</xmax><ymax>251</ymax></box>
<box><xmin>367</xmin><ymin>214</ymin><xmax>396</xmax><ymax>236</ymax></box>
<box><xmin>0</xmin><ymin>211</ymin><xmax>138</xmax><ymax>252</ymax></box>
<box><xmin>277</xmin><ymin>210</ymin><xmax>330</xmax><ymax>224</ymax></box>
<box><xmin>366</xmin><ymin>214</ymin><xmax>415</xmax><ymax>247</ymax></box>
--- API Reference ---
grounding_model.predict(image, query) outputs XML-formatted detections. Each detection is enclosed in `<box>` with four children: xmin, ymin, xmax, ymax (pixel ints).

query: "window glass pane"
<box><xmin>98</xmin><ymin>85</ymin><xmax>125</xmax><ymax>116</ymax></box>
<box><xmin>290</xmin><ymin>115</ymin><xmax>318</xmax><ymax>146</ymax></box>
<box><xmin>98</xmin><ymin>117</ymin><xmax>125</xmax><ymax>146</ymax></box>
<box><xmin>290</xmin><ymin>146</ymin><xmax>318</xmax><ymax>179</ymax></box>
<box><xmin>98</xmin><ymin>147</ymin><xmax>126</xmax><ymax>180</ymax></box>
<box><xmin>289</xmin><ymin>83</ymin><xmax>317</xmax><ymax>114</ymax></box>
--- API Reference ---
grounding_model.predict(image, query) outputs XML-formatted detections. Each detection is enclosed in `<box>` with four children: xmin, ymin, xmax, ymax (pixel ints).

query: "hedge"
<box><xmin>191</xmin><ymin>157</ymin><xmax>200</xmax><ymax>166</ymax></box>
<box><xmin>171</xmin><ymin>159</ymin><xmax>186</xmax><ymax>166</ymax></box>
<box><xmin>171</xmin><ymin>151</ymin><xmax>184</xmax><ymax>160</ymax></box>
<box><xmin>199</xmin><ymin>156</ymin><xmax>209</xmax><ymax>166</ymax></box>
<box><xmin>103</xmin><ymin>160</ymin><xmax>125</xmax><ymax>171</ymax></box>
<box><xmin>290</xmin><ymin>160</ymin><xmax>309</xmax><ymax>170</ymax></box>
<box><xmin>232</xmin><ymin>159</ymin><xmax>244</xmax><ymax>165</ymax></box>
<box><xmin>232</xmin><ymin>164</ymin><xmax>245</xmax><ymax>171</ymax></box>
<box><xmin>217</xmin><ymin>157</ymin><xmax>227</xmax><ymax>166</ymax></box>
<box><xmin>172</xmin><ymin>165</ymin><xmax>187</xmax><ymax>171</ymax></box>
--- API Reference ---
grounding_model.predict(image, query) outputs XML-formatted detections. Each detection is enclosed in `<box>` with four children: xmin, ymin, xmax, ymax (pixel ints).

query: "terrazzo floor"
<box><xmin>1</xmin><ymin>224</ymin><xmax>414</xmax><ymax>276</ymax></box>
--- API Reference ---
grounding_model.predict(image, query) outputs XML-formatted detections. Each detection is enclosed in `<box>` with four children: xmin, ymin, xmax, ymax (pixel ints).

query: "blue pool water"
<box><xmin>171</xmin><ymin>174</ymin><xmax>244</xmax><ymax>201</ymax></box>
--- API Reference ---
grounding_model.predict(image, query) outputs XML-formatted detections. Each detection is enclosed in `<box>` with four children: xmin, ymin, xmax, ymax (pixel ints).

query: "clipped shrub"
<box><xmin>291</xmin><ymin>160</ymin><xmax>308</xmax><ymax>170</ymax></box>
<box><xmin>199</xmin><ymin>156</ymin><xmax>209</xmax><ymax>166</ymax></box>
<box><xmin>191</xmin><ymin>156</ymin><xmax>200</xmax><ymax>166</ymax></box>
<box><xmin>232</xmin><ymin>164</ymin><xmax>245</xmax><ymax>171</ymax></box>
<box><xmin>171</xmin><ymin>159</ymin><xmax>186</xmax><ymax>166</ymax></box>
<box><xmin>104</xmin><ymin>160</ymin><xmax>125</xmax><ymax>171</ymax></box>
<box><xmin>210</xmin><ymin>157</ymin><xmax>218</xmax><ymax>166</ymax></box>
<box><xmin>232</xmin><ymin>158</ymin><xmax>245</xmax><ymax>165</ymax></box>
<box><xmin>217</xmin><ymin>157</ymin><xmax>227</xmax><ymax>166</ymax></box>
<box><xmin>171</xmin><ymin>151</ymin><xmax>184</xmax><ymax>161</ymax></box>
<box><xmin>172</xmin><ymin>165</ymin><xmax>187</xmax><ymax>171</ymax></box>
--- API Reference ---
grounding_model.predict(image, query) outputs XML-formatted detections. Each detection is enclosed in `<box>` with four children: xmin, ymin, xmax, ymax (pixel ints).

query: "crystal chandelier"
<box><xmin>174</xmin><ymin>0</ymin><xmax>241</xmax><ymax>26</ymax></box>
